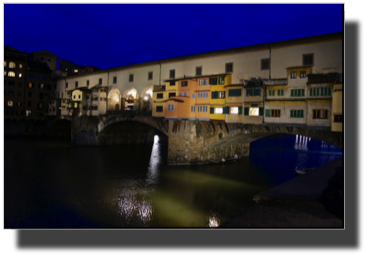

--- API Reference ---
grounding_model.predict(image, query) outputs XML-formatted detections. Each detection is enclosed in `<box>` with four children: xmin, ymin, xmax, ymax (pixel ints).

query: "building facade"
<box><xmin>54</xmin><ymin>32</ymin><xmax>343</xmax><ymax>131</ymax></box>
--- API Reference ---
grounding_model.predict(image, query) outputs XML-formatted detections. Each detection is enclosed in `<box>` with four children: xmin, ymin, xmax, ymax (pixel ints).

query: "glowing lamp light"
<box><xmin>144</xmin><ymin>96</ymin><xmax>148</xmax><ymax>101</ymax></box>
<box><xmin>116</xmin><ymin>98</ymin><xmax>119</xmax><ymax>102</ymax></box>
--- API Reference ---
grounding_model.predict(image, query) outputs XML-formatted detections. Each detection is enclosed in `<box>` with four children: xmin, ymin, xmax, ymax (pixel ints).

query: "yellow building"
<box><xmin>209</xmin><ymin>74</ymin><xmax>231</xmax><ymax>121</ymax></box>
<box><xmin>152</xmin><ymin>81</ymin><xmax>178</xmax><ymax>118</ymax></box>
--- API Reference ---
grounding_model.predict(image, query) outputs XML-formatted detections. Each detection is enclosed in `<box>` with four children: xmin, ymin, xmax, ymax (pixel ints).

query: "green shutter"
<box><xmin>291</xmin><ymin>89</ymin><xmax>294</xmax><ymax>97</ymax></box>
<box><xmin>259</xmin><ymin>107</ymin><xmax>264</xmax><ymax>116</ymax></box>
<box><xmin>302</xmin><ymin>89</ymin><xmax>305</xmax><ymax>96</ymax></box>
<box><xmin>290</xmin><ymin>110</ymin><xmax>293</xmax><ymax>118</ymax></box>
<box><xmin>256</xmin><ymin>89</ymin><xmax>261</xmax><ymax>96</ymax></box>
<box><xmin>223</xmin><ymin>106</ymin><xmax>230</xmax><ymax>114</ymax></box>
<box><xmin>265</xmin><ymin>109</ymin><xmax>270</xmax><ymax>117</ymax></box>
<box><xmin>211</xmin><ymin>91</ymin><xmax>218</xmax><ymax>99</ymax></box>
<box><xmin>300</xmin><ymin>110</ymin><xmax>304</xmax><ymax>118</ymax></box>
<box><xmin>244</xmin><ymin>107</ymin><xmax>249</xmax><ymax>116</ymax></box>
<box><xmin>246</xmin><ymin>89</ymin><xmax>251</xmax><ymax>96</ymax></box>
<box><xmin>238</xmin><ymin>106</ymin><xmax>242</xmax><ymax>115</ymax></box>
<box><xmin>210</xmin><ymin>107</ymin><xmax>214</xmax><ymax>114</ymax></box>
<box><xmin>229</xmin><ymin>89</ymin><xmax>242</xmax><ymax>97</ymax></box>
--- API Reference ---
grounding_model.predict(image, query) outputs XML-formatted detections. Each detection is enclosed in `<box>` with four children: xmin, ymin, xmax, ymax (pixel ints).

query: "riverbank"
<box><xmin>220</xmin><ymin>157</ymin><xmax>343</xmax><ymax>228</ymax></box>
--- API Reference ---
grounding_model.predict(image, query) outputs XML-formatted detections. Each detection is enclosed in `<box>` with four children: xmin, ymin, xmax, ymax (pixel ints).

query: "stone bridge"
<box><xmin>68</xmin><ymin>110</ymin><xmax>343</xmax><ymax>166</ymax></box>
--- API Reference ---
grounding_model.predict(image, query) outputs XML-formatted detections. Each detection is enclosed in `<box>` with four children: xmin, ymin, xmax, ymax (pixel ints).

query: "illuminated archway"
<box><xmin>141</xmin><ymin>86</ymin><xmax>154</xmax><ymax>111</ymax></box>
<box><xmin>108</xmin><ymin>88</ymin><xmax>121</xmax><ymax>111</ymax></box>
<box><xmin>123</xmin><ymin>88</ymin><xmax>138</xmax><ymax>109</ymax></box>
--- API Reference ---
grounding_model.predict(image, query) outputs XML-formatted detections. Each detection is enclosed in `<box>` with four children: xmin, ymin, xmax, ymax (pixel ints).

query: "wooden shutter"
<box><xmin>259</xmin><ymin>107</ymin><xmax>264</xmax><ymax>116</ymax></box>
<box><xmin>244</xmin><ymin>107</ymin><xmax>249</xmax><ymax>116</ymax></box>
<box><xmin>265</xmin><ymin>109</ymin><xmax>270</xmax><ymax>117</ymax></box>
<box><xmin>223</xmin><ymin>106</ymin><xmax>229</xmax><ymax>114</ymax></box>
<box><xmin>238</xmin><ymin>106</ymin><xmax>242</xmax><ymax>115</ymax></box>
<box><xmin>210</xmin><ymin>107</ymin><xmax>214</xmax><ymax>114</ymax></box>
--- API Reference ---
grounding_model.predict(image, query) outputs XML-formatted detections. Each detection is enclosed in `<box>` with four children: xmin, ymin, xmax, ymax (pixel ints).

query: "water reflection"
<box><xmin>209</xmin><ymin>215</ymin><xmax>220</xmax><ymax>228</ymax></box>
<box><xmin>146</xmin><ymin>135</ymin><xmax>161</xmax><ymax>184</ymax></box>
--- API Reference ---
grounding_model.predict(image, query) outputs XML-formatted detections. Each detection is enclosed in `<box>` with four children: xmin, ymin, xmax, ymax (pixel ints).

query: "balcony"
<box><xmin>307</xmin><ymin>73</ymin><xmax>340</xmax><ymax>84</ymax></box>
<box><xmin>262</xmin><ymin>78</ymin><xmax>288</xmax><ymax>86</ymax></box>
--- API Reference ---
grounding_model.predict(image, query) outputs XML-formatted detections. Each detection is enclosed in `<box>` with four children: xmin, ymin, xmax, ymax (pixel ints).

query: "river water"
<box><xmin>4</xmin><ymin>134</ymin><xmax>342</xmax><ymax>228</ymax></box>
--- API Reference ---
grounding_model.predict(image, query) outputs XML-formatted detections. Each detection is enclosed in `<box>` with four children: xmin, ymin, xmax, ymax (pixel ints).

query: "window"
<box><xmin>93</xmin><ymin>106</ymin><xmax>98</xmax><ymax>111</ymax></box>
<box><xmin>39</xmin><ymin>92</ymin><xmax>44</xmax><ymax>99</ymax></box>
<box><xmin>215</xmin><ymin>108</ymin><xmax>223</xmax><ymax>114</ymax></box>
<box><xmin>169</xmin><ymin>69</ymin><xmax>175</xmax><ymax>79</ymax></box>
<box><xmin>303</xmin><ymin>54</ymin><xmax>314</xmax><ymax>66</ymax></box>
<box><xmin>35</xmin><ymin>75</ymin><xmax>40</xmax><ymax>79</ymax></box>
<box><xmin>246</xmin><ymin>88</ymin><xmax>261</xmax><ymax>96</ymax></box>
<box><xmin>28</xmin><ymin>92</ymin><xmax>32</xmax><ymax>97</ymax></box>
<box><xmin>199</xmin><ymin>79</ymin><xmax>208</xmax><ymax>85</ymax></box>
<box><xmin>179</xmin><ymin>93</ymin><xmax>182</xmax><ymax>97</ymax></box>
<box><xmin>42</xmin><ymin>76</ymin><xmax>46</xmax><ymax>80</ymax></box>
<box><xmin>261</xmin><ymin>58</ymin><xmax>270</xmax><ymax>70</ymax></box>
<box><xmin>7</xmin><ymin>101</ymin><xmax>13</xmax><ymax>107</ymax></box>
<box><xmin>230</xmin><ymin>107</ymin><xmax>239</xmax><ymax>114</ymax></box>
<box><xmin>129</xmin><ymin>74</ymin><xmax>134</xmax><ymax>82</ymax></box>
<box><xmin>219</xmin><ymin>91</ymin><xmax>225</xmax><ymax>98</ymax></box>
<box><xmin>157</xmin><ymin>93</ymin><xmax>163</xmax><ymax>99</ymax></box>
<box><xmin>249</xmin><ymin>107</ymin><xmax>259</xmax><ymax>116</ymax></box>
<box><xmin>290</xmin><ymin>110</ymin><xmax>304</xmax><ymax>118</ymax></box>
<box><xmin>167</xmin><ymin>104</ymin><xmax>175</xmax><ymax>111</ymax></box>
<box><xmin>4</xmin><ymin>71</ymin><xmax>6</xmax><ymax>76</ymax></box>
<box><xmin>113</xmin><ymin>76</ymin><xmax>117</xmax><ymax>84</ymax></box>
<box><xmin>312</xmin><ymin>109</ymin><xmax>329</xmax><ymax>119</ymax></box>
<box><xmin>9</xmin><ymin>62</ymin><xmax>16</xmax><ymax>69</ymax></box>
<box><xmin>310</xmin><ymin>87</ymin><xmax>332</xmax><ymax>97</ymax></box>
<box><xmin>211</xmin><ymin>91</ymin><xmax>218</xmax><ymax>99</ymax></box>
<box><xmin>26</xmin><ymin>110</ymin><xmax>31</xmax><ymax>117</ymax></box>
<box><xmin>209</xmin><ymin>77</ymin><xmax>217</xmax><ymax>85</ymax></box>
<box><xmin>170</xmin><ymin>81</ymin><xmax>175</xmax><ymax>86</ymax></box>
<box><xmin>99</xmin><ymin>78</ymin><xmax>102</xmax><ymax>85</ymax></box>
<box><xmin>27</xmin><ymin>101</ymin><xmax>32</xmax><ymax>107</ymax></box>
<box><xmin>198</xmin><ymin>105</ymin><xmax>208</xmax><ymax>113</ymax></box>
<box><xmin>228</xmin><ymin>89</ymin><xmax>242</xmax><ymax>97</ymax></box>
<box><xmin>19</xmin><ymin>64</ymin><xmax>22</xmax><ymax>68</ymax></box>
<box><xmin>75</xmin><ymin>81</ymin><xmax>78</xmax><ymax>88</ymax></box>
<box><xmin>18</xmin><ymin>73</ymin><xmax>22</xmax><ymax>78</ymax></box>
<box><xmin>277</xmin><ymin>89</ymin><xmax>284</xmax><ymax>96</ymax></box>
<box><xmin>300</xmin><ymin>71</ymin><xmax>306</xmax><ymax>78</ymax></box>
<box><xmin>28</xmin><ymin>82</ymin><xmax>33</xmax><ymax>88</ymax></box>
<box><xmin>291</xmin><ymin>89</ymin><xmax>305</xmax><ymax>97</ymax></box>
<box><xmin>181</xmin><ymin>81</ymin><xmax>188</xmax><ymax>87</ymax></box>
<box><xmin>265</xmin><ymin>109</ymin><xmax>281</xmax><ymax>117</ymax></box>
<box><xmin>148</xmin><ymin>72</ymin><xmax>153</xmax><ymax>80</ymax></box>
<box><xmin>40</xmin><ymin>56</ymin><xmax>44</xmax><ymax>61</ymax></box>
<box><xmin>191</xmin><ymin>106</ymin><xmax>195</xmax><ymax>113</ymax></box>
<box><xmin>291</xmin><ymin>72</ymin><xmax>297</xmax><ymax>79</ymax></box>
<box><xmin>8</xmin><ymin>71</ymin><xmax>15</xmax><ymax>77</ymax></box>
<box><xmin>48</xmin><ymin>57</ymin><xmax>51</xmax><ymax>62</ymax></box>
<box><xmin>4</xmin><ymin>61</ymin><xmax>6</xmax><ymax>67</ymax></box>
<box><xmin>198</xmin><ymin>92</ymin><xmax>208</xmax><ymax>98</ymax></box>
<box><xmin>156</xmin><ymin>106</ymin><xmax>163</xmax><ymax>112</ymax></box>
<box><xmin>87</xmin><ymin>80</ymin><xmax>90</xmax><ymax>86</ymax></box>
<box><xmin>74</xmin><ymin>69</ymin><xmax>78</xmax><ymax>73</ymax></box>
<box><xmin>86</xmin><ymin>94</ymin><xmax>90</xmax><ymax>100</ymax></box>
<box><xmin>66</xmin><ymin>82</ymin><xmax>68</xmax><ymax>88</ymax></box>
<box><xmin>40</xmin><ymin>83</ymin><xmax>44</xmax><ymax>89</ymax></box>
<box><xmin>8</xmin><ymin>81</ymin><xmax>15</xmax><ymax>86</ymax></box>
<box><xmin>196</xmin><ymin>66</ymin><xmax>202</xmax><ymax>76</ymax></box>
<box><xmin>192</xmin><ymin>94</ymin><xmax>195</xmax><ymax>99</ymax></box>
<box><xmin>334</xmin><ymin>114</ymin><xmax>343</xmax><ymax>122</ymax></box>
<box><xmin>169</xmin><ymin>93</ymin><xmax>176</xmax><ymax>98</ymax></box>
<box><xmin>225</xmin><ymin>62</ymin><xmax>233</xmax><ymax>73</ymax></box>
<box><xmin>219</xmin><ymin>77</ymin><xmax>225</xmax><ymax>85</ymax></box>
<box><xmin>184</xmin><ymin>92</ymin><xmax>187</xmax><ymax>97</ymax></box>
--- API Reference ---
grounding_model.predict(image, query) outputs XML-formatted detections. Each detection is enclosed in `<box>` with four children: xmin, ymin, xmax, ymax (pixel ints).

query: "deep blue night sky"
<box><xmin>4</xmin><ymin>4</ymin><xmax>343</xmax><ymax>70</ymax></box>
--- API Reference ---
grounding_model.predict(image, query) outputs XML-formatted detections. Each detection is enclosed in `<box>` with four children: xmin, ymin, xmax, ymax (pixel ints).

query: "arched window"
<box><xmin>9</xmin><ymin>62</ymin><xmax>16</xmax><ymax>69</ymax></box>
<box><xmin>8</xmin><ymin>71</ymin><xmax>15</xmax><ymax>77</ymax></box>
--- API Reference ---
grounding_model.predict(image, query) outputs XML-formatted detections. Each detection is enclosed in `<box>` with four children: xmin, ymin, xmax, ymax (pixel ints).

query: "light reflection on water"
<box><xmin>5</xmin><ymin>134</ymin><xmax>342</xmax><ymax>228</ymax></box>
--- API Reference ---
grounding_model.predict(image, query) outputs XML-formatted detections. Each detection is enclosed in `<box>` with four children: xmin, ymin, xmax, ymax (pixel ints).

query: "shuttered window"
<box><xmin>265</xmin><ymin>109</ymin><xmax>270</xmax><ymax>117</ymax></box>
<box><xmin>210</xmin><ymin>107</ymin><xmax>214</xmax><ymax>114</ymax></box>
<box><xmin>291</xmin><ymin>89</ymin><xmax>305</xmax><ymax>97</ymax></box>
<box><xmin>211</xmin><ymin>91</ymin><xmax>218</xmax><ymax>99</ymax></box>
<box><xmin>246</xmin><ymin>88</ymin><xmax>261</xmax><ymax>96</ymax></box>
<box><xmin>228</xmin><ymin>89</ymin><xmax>242</xmax><ymax>97</ymax></box>
<box><xmin>277</xmin><ymin>89</ymin><xmax>284</xmax><ymax>96</ymax></box>
<box><xmin>268</xmin><ymin>89</ymin><xmax>275</xmax><ymax>96</ymax></box>
<box><xmin>209</xmin><ymin>77</ymin><xmax>217</xmax><ymax>85</ymax></box>
<box><xmin>290</xmin><ymin>110</ymin><xmax>304</xmax><ymax>118</ymax></box>
<box><xmin>223</xmin><ymin>106</ymin><xmax>230</xmax><ymax>114</ymax></box>
<box><xmin>238</xmin><ymin>106</ymin><xmax>242</xmax><ymax>115</ymax></box>
<box><xmin>219</xmin><ymin>77</ymin><xmax>225</xmax><ymax>85</ymax></box>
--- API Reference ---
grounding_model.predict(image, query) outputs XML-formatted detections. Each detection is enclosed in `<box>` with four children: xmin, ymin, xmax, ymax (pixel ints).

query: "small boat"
<box><xmin>295</xmin><ymin>167</ymin><xmax>316</xmax><ymax>175</ymax></box>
